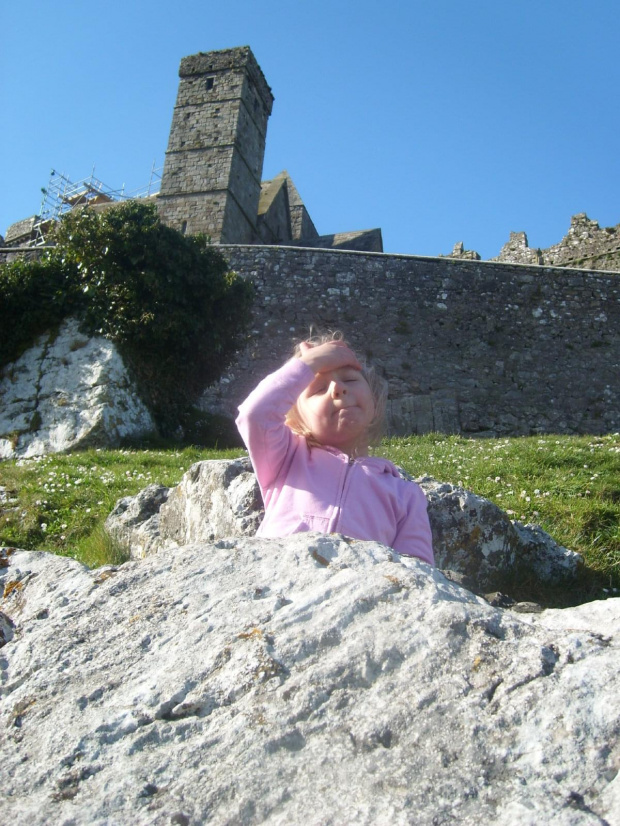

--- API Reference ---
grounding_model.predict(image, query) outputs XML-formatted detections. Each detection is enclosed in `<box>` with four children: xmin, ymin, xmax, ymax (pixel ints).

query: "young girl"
<box><xmin>236</xmin><ymin>336</ymin><xmax>434</xmax><ymax>565</ymax></box>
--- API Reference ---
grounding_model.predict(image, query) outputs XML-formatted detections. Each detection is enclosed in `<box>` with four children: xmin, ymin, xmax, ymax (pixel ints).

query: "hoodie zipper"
<box><xmin>332</xmin><ymin>455</ymin><xmax>355</xmax><ymax>534</ymax></box>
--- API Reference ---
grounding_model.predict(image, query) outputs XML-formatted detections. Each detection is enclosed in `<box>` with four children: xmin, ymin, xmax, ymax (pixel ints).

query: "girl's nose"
<box><xmin>330</xmin><ymin>379</ymin><xmax>346</xmax><ymax>398</ymax></box>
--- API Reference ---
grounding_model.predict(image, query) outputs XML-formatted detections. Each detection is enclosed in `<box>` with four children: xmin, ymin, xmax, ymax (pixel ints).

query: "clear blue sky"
<box><xmin>2</xmin><ymin>0</ymin><xmax>619</xmax><ymax>258</ymax></box>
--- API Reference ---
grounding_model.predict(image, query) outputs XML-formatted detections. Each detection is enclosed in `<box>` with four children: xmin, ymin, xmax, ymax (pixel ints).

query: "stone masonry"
<box><xmin>157</xmin><ymin>47</ymin><xmax>274</xmax><ymax>243</ymax></box>
<box><xmin>446</xmin><ymin>213</ymin><xmax>620</xmax><ymax>272</ymax></box>
<box><xmin>200</xmin><ymin>245</ymin><xmax>620</xmax><ymax>437</ymax></box>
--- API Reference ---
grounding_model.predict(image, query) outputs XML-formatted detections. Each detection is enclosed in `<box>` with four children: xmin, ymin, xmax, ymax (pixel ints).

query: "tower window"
<box><xmin>181</xmin><ymin>220</ymin><xmax>188</xmax><ymax>235</ymax></box>
<box><xmin>206</xmin><ymin>77</ymin><xmax>214</xmax><ymax>91</ymax></box>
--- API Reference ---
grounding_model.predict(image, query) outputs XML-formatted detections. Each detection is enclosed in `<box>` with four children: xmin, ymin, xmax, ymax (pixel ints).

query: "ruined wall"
<box><xmin>201</xmin><ymin>245</ymin><xmax>620</xmax><ymax>437</ymax></box>
<box><xmin>446</xmin><ymin>213</ymin><xmax>620</xmax><ymax>272</ymax></box>
<box><xmin>538</xmin><ymin>213</ymin><xmax>620</xmax><ymax>271</ymax></box>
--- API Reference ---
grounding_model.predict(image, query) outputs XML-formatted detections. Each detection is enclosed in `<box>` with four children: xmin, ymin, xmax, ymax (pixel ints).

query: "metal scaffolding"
<box><xmin>32</xmin><ymin>164</ymin><xmax>162</xmax><ymax>245</ymax></box>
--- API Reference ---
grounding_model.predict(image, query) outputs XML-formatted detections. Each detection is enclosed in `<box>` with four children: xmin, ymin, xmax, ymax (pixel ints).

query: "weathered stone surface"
<box><xmin>105</xmin><ymin>457</ymin><xmax>263</xmax><ymax>560</ymax></box>
<box><xmin>159</xmin><ymin>456</ymin><xmax>263</xmax><ymax>546</ymax></box>
<box><xmin>104</xmin><ymin>484</ymin><xmax>172</xmax><ymax>559</ymax></box>
<box><xmin>1</xmin><ymin>539</ymin><xmax>618</xmax><ymax>825</ymax></box>
<box><xmin>512</xmin><ymin>521</ymin><xmax>583</xmax><ymax>584</ymax></box>
<box><xmin>420</xmin><ymin>479</ymin><xmax>581</xmax><ymax>588</ymax></box>
<box><xmin>105</xmin><ymin>460</ymin><xmax>581</xmax><ymax>592</ymax></box>
<box><xmin>493</xmin><ymin>213</ymin><xmax>620</xmax><ymax>271</ymax></box>
<box><xmin>0</xmin><ymin>317</ymin><xmax>155</xmax><ymax>459</ymax></box>
<box><xmin>0</xmin><ymin>609</ymin><xmax>15</xmax><ymax>646</ymax></box>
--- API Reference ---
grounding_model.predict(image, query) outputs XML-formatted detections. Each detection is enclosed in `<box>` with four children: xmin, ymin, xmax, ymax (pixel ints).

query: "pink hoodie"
<box><xmin>236</xmin><ymin>358</ymin><xmax>434</xmax><ymax>565</ymax></box>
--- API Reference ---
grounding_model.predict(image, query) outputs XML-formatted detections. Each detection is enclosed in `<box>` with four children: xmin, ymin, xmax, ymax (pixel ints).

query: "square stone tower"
<box><xmin>157</xmin><ymin>46</ymin><xmax>274</xmax><ymax>243</ymax></box>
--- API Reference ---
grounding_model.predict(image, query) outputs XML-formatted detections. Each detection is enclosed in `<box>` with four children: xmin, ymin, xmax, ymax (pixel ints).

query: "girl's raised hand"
<box><xmin>298</xmin><ymin>340</ymin><xmax>362</xmax><ymax>374</ymax></box>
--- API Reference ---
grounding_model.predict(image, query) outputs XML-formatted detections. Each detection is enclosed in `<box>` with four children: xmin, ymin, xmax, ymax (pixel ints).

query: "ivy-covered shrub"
<box><xmin>0</xmin><ymin>256</ymin><xmax>83</xmax><ymax>368</ymax></box>
<box><xmin>0</xmin><ymin>201</ymin><xmax>253</xmax><ymax>439</ymax></box>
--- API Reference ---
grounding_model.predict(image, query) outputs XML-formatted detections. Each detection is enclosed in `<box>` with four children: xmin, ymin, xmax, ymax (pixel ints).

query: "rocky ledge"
<box><xmin>105</xmin><ymin>457</ymin><xmax>582</xmax><ymax>596</ymax></box>
<box><xmin>1</xmin><ymin>536</ymin><xmax>619</xmax><ymax>825</ymax></box>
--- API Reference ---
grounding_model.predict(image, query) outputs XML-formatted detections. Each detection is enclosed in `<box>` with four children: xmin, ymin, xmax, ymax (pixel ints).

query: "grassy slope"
<box><xmin>1</xmin><ymin>434</ymin><xmax>619</xmax><ymax>607</ymax></box>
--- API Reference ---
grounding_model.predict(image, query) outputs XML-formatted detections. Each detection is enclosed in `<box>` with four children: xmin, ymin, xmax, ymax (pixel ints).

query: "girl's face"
<box><xmin>297</xmin><ymin>366</ymin><xmax>375</xmax><ymax>455</ymax></box>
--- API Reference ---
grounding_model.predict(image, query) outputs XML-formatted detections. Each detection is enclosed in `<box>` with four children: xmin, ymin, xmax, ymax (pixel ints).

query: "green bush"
<box><xmin>0</xmin><ymin>255</ymin><xmax>82</xmax><ymax>367</ymax></box>
<box><xmin>0</xmin><ymin>201</ymin><xmax>253</xmax><ymax>438</ymax></box>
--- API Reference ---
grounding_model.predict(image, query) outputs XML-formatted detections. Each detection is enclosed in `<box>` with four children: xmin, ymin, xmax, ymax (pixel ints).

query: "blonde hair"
<box><xmin>285</xmin><ymin>331</ymin><xmax>387</xmax><ymax>449</ymax></box>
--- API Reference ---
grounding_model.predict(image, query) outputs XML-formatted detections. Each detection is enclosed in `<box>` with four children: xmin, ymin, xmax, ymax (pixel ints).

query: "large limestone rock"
<box><xmin>0</xmin><ymin>317</ymin><xmax>155</xmax><ymax>459</ymax></box>
<box><xmin>160</xmin><ymin>457</ymin><xmax>263</xmax><ymax>545</ymax></box>
<box><xmin>106</xmin><ymin>457</ymin><xmax>262</xmax><ymax>560</ymax></box>
<box><xmin>106</xmin><ymin>459</ymin><xmax>581</xmax><ymax>593</ymax></box>
<box><xmin>1</xmin><ymin>539</ymin><xmax>618</xmax><ymax>825</ymax></box>
<box><xmin>422</xmin><ymin>479</ymin><xmax>581</xmax><ymax>587</ymax></box>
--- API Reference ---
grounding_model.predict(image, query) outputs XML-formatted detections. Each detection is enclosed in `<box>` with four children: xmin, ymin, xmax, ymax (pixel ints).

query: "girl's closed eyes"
<box><xmin>235</xmin><ymin>332</ymin><xmax>434</xmax><ymax>566</ymax></box>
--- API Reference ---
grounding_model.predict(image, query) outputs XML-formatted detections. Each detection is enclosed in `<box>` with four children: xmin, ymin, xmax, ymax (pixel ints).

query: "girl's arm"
<box><xmin>236</xmin><ymin>342</ymin><xmax>361</xmax><ymax>492</ymax></box>
<box><xmin>392</xmin><ymin>485</ymin><xmax>435</xmax><ymax>566</ymax></box>
<box><xmin>236</xmin><ymin>358</ymin><xmax>315</xmax><ymax>492</ymax></box>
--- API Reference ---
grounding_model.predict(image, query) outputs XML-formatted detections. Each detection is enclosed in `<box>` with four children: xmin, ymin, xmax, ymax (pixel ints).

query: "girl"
<box><xmin>236</xmin><ymin>335</ymin><xmax>434</xmax><ymax>565</ymax></box>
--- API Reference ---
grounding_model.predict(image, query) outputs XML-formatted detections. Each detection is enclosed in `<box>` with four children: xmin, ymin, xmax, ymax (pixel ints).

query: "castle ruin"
<box><xmin>1</xmin><ymin>46</ymin><xmax>619</xmax><ymax>438</ymax></box>
<box><xmin>2</xmin><ymin>45</ymin><xmax>619</xmax><ymax>266</ymax></box>
<box><xmin>156</xmin><ymin>46</ymin><xmax>383</xmax><ymax>252</ymax></box>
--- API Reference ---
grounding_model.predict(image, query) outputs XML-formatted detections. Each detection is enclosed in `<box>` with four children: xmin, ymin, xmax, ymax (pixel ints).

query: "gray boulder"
<box><xmin>0</xmin><ymin>317</ymin><xmax>155</xmax><ymax>459</ymax></box>
<box><xmin>0</xmin><ymin>538</ymin><xmax>618</xmax><ymax>825</ymax></box>
<box><xmin>104</xmin><ymin>484</ymin><xmax>172</xmax><ymax>559</ymax></box>
<box><xmin>159</xmin><ymin>456</ymin><xmax>263</xmax><ymax>546</ymax></box>
<box><xmin>106</xmin><ymin>459</ymin><xmax>580</xmax><ymax>592</ymax></box>
<box><xmin>420</xmin><ymin>478</ymin><xmax>581</xmax><ymax>588</ymax></box>
<box><xmin>106</xmin><ymin>457</ymin><xmax>262</xmax><ymax>560</ymax></box>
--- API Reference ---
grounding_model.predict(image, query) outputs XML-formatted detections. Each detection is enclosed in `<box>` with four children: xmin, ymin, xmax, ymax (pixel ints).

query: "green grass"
<box><xmin>0</xmin><ymin>444</ymin><xmax>242</xmax><ymax>569</ymax></box>
<box><xmin>1</xmin><ymin>434</ymin><xmax>619</xmax><ymax>607</ymax></box>
<box><xmin>377</xmin><ymin>432</ymin><xmax>620</xmax><ymax>605</ymax></box>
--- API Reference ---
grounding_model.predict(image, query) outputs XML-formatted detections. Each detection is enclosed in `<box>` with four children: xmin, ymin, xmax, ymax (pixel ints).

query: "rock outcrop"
<box><xmin>105</xmin><ymin>459</ymin><xmax>581</xmax><ymax>594</ymax></box>
<box><xmin>105</xmin><ymin>457</ymin><xmax>263</xmax><ymax>560</ymax></box>
<box><xmin>1</xmin><ymin>539</ymin><xmax>618</xmax><ymax>825</ymax></box>
<box><xmin>0</xmin><ymin>317</ymin><xmax>155</xmax><ymax>459</ymax></box>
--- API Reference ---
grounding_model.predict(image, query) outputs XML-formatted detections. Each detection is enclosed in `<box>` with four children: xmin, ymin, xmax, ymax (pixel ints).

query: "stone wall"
<box><xmin>540</xmin><ymin>213</ymin><xmax>620</xmax><ymax>271</ymax></box>
<box><xmin>445</xmin><ymin>213</ymin><xmax>620</xmax><ymax>272</ymax></box>
<box><xmin>200</xmin><ymin>245</ymin><xmax>620</xmax><ymax>437</ymax></box>
<box><xmin>3</xmin><ymin>216</ymin><xmax>37</xmax><ymax>246</ymax></box>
